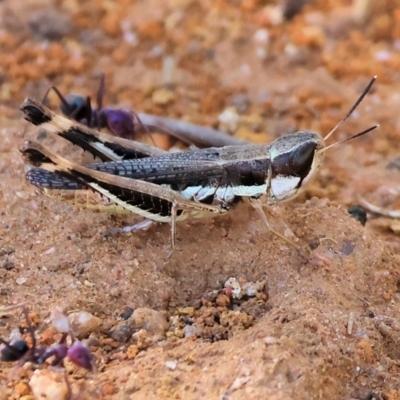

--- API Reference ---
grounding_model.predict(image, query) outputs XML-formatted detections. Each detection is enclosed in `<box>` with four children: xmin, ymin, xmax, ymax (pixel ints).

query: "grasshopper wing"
<box><xmin>21</xmin><ymin>99</ymin><xmax>166</xmax><ymax>162</ymax></box>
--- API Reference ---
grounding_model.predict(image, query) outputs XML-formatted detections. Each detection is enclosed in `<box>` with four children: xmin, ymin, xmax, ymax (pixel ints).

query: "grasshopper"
<box><xmin>20</xmin><ymin>76</ymin><xmax>378</xmax><ymax>251</ymax></box>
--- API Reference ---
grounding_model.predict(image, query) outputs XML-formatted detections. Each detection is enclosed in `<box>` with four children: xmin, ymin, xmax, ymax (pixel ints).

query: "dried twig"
<box><xmin>360</xmin><ymin>199</ymin><xmax>400</xmax><ymax>219</ymax></box>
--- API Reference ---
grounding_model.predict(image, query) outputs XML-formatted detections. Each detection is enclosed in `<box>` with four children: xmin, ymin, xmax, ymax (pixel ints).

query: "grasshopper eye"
<box><xmin>289</xmin><ymin>142</ymin><xmax>317</xmax><ymax>178</ymax></box>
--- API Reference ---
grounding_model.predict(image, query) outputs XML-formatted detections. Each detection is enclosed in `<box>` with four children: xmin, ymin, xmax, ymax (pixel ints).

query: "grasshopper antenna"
<box><xmin>320</xmin><ymin>124</ymin><xmax>379</xmax><ymax>154</ymax></box>
<box><xmin>323</xmin><ymin>75</ymin><xmax>377</xmax><ymax>142</ymax></box>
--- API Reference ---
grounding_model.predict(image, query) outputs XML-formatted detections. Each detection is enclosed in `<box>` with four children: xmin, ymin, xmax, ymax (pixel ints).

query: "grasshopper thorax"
<box><xmin>268</xmin><ymin>131</ymin><xmax>325</xmax><ymax>202</ymax></box>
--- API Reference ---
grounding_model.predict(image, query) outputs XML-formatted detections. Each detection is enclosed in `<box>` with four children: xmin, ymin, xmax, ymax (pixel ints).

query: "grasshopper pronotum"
<box><xmin>20</xmin><ymin>76</ymin><xmax>378</xmax><ymax>252</ymax></box>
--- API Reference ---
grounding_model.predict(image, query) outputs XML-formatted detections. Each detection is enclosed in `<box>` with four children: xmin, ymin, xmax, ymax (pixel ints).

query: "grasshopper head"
<box><xmin>269</xmin><ymin>131</ymin><xmax>325</xmax><ymax>202</ymax></box>
<box><xmin>267</xmin><ymin>75</ymin><xmax>378</xmax><ymax>203</ymax></box>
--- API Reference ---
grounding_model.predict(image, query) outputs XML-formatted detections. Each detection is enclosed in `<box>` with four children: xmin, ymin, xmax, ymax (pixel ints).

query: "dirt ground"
<box><xmin>2</xmin><ymin>0</ymin><xmax>400</xmax><ymax>399</ymax></box>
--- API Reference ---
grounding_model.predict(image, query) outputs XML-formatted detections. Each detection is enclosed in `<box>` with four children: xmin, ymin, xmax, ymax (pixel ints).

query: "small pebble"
<box><xmin>229</xmin><ymin>376</ymin><xmax>249</xmax><ymax>390</ymax></box>
<box><xmin>162</xmin><ymin>55</ymin><xmax>177</xmax><ymax>85</ymax></box>
<box><xmin>14</xmin><ymin>381</ymin><xmax>30</xmax><ymax>396</ymax></box>
<box><xmin>377</xmin><ymin>321</ymin><xmax>391</xmax><ymax>337</ymax></box>
<box><xmin>43</xmin><ymin>247</ymin><xmax>55</xmax><ymax>255</ymax></box>
<box><xmin>258</xmin><ymin>5</ymin><xmax>284</xmax><ymax>26</ymax></box>
<box><xmin>109</xmin><ymin>287</ymin><xmax>120</xmax><ymax>297</ymax></box>
<box><xmin>264</xmin><ymin>336</ymin><xmax>278</xmax><ymax>345</ymax></box>
<box><xmin>2</xmin><ymin>261</ymin><xmax>15</xmax><ymax>270</ymax></box>
<box><xmin>120</xmin><ymin>307</ymin><xmax>134</xmax><ymax>320</ymax></box>
<box><xmin>30</xmin><ymin>370</ymin><xmax>69</xmax><ymax>400</ymax></box>
<box><xmin>283</xmin><ymin>0</ymin><xmax>309</xmax><ymax>19</ymax></box>
<box><xmin>178</xmin><ymin>307</ymin><xmax>194</xmax><ymax>316</ymax></box>
<box><xmin>202</xmin><ymin>290</ymin><xmax>219</xmax><ymax>303</ymax></box>
<box><xmin>229</xmin><ymin>93</ymin><xmax>251</xmax><ymax>113</ymax></box>
<box><xmin>253</xmin><ymin>28</ymin><xmax>270</xmax><ymax>45</ymax></box>
<box><xmin>152</xmin><ymin>88</ymin><xmax>175</xmax><ymax>105</ymax></box>
<box><xmin>68</xmin><ymin>311</ymin><xmax>102</xmax><ymax>339</ymax></box>
<box><xmin>348</xmin><ymin>204</ymin><xmax>367</xmax><ymax>226</ymax></box>
<box><xmin>218</xmin><ymin>107</ymin><xmax>240</xmax><ymax>133</ymax></box>
<box><xmin>166</xmin><ymin>360</ymin><xmax>177</xmax><ymax>370</ymax></box>
<box><xmin>386</xmin><ymin>156</ymin><xmax>400</xmax><ymax>170</ymax></box>
<box><xmin>131</xmin><ymin>308</ymin><xmax>169</xmax><ymax>337</ymax></box>
<box><xmin>16</xmin><ymin>277</ymin><xmax>27</xmax><ymax>285</ymax></box>
<box><xmin>50</xmin><ymin>307</ymin><xmax>70</xmax><ymax>333</ymax></box>
<box><xmin>127</xmin><ymin>344</ymin><xmax>139</xmax><ymax>359</ymax></box>
<box><xmin>224</xmin><ymin>277</ymin><xmax>242</xmax><ymax>299</ymax></box>
<box><xmin>340</xmin><ymin>240</ymin><xmax>355</xmax><ymax>256</ymax></box>
<box><xmin>102</xmin><ymin>383</ymin><xmax>115</xmax><ymax>395</ymax></box>
<box><xmin>243</xmin><ymin>280</ymin><xmax>265</xmax><ymax>297</ymax></box>
<box><xmin>0</xmin><ymin>246</ymin><xmax>15</xmax><ymax>257</ymax></box>
<box><xmin>216</xmin><ymin>294</ymin><xmax>231</xmax><ymax>307</ymax></box>
<box><xmin>132</xmin><ymin>329</ymin><xmax>152</xmax><ymax>350</ymax></box>
<box><xmin>184</xmin><ymin>325</ymin><xmax>201</xmax><ymax>338</ymax></box>
<box><xmin>110</xmin><ymin>324</ymin><xmax>133</xmax><ymax>343</ymax></box>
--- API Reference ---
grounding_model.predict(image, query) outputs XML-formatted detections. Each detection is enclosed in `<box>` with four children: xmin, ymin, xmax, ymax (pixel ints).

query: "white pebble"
<box><xmin>218</xmin><ymin>107</ymin><xmax>240</xmax><ymax>133</ymax></box>
<box><xmin>30</xmin><ymin>370</ymin><xmax>69</xmax><ymax>400</ymax></box>
<box><xmin>166</xmin><ymin>360</ymin><xmax>177</xmax><ymax>370</ymax></box>
<box><xmin>16</xmin><ymin>277</ymin><xmax>27</xmax><ymax>285</ymax></box>
<box><xmin>43</xmin><ymin>247</ymin><xmax>55</xmax><ymax>255</ymax></box>
<box><xmin>184</xmin><ymin>325</ymin><xmax>201</xmax><ymax>338</ymax></box>
<box><xmin>229</xmin><ymin>376</ymin><xmax>249</xmax><ymax>390</ymax></box>
<box><xmin>253</xmin><ymin>29</ymin><xmax>270</xmax><ymax>44</ymax></box>
<box><xmin>50</xmin><ymin>307</ymin><xmax>70</xmax><ymax>333</ymax></box>
<box><xmin>264</xmin><ymin>336</ymin><xmax>278</xmax><ymax>345</ymax></box>
<box><xmin>224</xmin><ymin>277</ymin><xmax>242</xmax><ymax>299</ymax></box>
<box><xmin>374</xmin><ymin>50</ymin><xmax>391</xmax><ymax>62</ymax></box>
<box><xmin>132</xmin><ymin>308</ymin><xmax>169</xmax><ymax>337</ymax></box>
<box><xmin>124</xmin><ymin>31</ymin><xmax>138</xmax><ymax>45</ymax></box>
<box><xmin>262</xmin><ymin>5</ymin><xmax>283</xmax><ymax>26</ymax></box>
<box><xmin>68</xmin><ymin>311</ymin><xmax>102</xmax><ymax>338</ymax></box>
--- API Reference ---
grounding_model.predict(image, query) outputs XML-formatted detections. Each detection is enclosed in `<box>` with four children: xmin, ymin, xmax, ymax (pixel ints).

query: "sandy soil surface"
<box><xmin>1</xmin><ymin>0</ymin><xmax>400</xmax><ymax>399</ymax></box>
